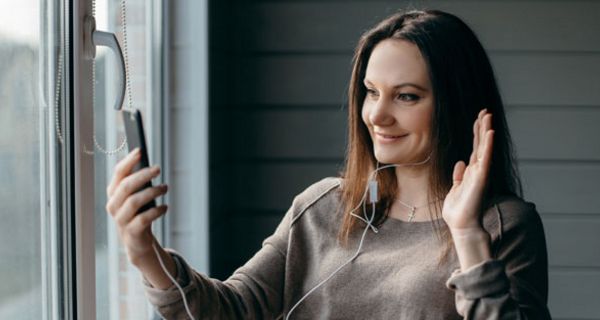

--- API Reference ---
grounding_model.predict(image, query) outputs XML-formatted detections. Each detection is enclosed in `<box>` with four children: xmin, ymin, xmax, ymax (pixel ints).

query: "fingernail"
<box><xmin>152</xmin><ymin>166</ymin><xmax>160</xmax><ymax>174</ymax></box>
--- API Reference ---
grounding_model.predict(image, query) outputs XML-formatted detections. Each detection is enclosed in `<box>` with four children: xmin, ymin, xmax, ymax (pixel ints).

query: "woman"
<box><xmin>106</xmin><ymin>10</ymin><xmax>551</xmax><ymax>319</ymax></box>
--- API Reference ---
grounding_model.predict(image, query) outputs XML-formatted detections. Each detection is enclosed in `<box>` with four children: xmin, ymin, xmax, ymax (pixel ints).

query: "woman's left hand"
<box><xmin>442</xmin><ymin>108</ymin><xmax>495</xmax><ymax>232</ymax></box>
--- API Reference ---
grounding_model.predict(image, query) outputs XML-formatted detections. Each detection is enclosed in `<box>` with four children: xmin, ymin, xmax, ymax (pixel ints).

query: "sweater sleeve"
<box><xmin>445</xmin><ymin>199</ymin><xmax>552</xmax><ymax>319</ymax></box>
<box><xmin>142</xmin><ymin>202</ymin><xmax>295</xmax><ymax>320</ymax></box>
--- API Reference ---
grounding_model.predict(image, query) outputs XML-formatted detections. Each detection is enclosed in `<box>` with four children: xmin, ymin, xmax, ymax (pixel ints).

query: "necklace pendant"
<box><xmin>408</xmin><ymin>207</ymin><xmax>416</xmax><ymax>222</ymax></box>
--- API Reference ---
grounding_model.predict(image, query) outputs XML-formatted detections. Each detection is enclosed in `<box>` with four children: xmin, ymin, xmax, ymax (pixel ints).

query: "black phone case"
<box><xmin>122</xmin><ymin>109</ymin><xmax>156</xmax><ymax>213</ymax></box>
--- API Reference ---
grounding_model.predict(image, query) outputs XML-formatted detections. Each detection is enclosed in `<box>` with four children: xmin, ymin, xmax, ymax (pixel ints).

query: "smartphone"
<box><xmin>122</xmin><ymin>108</ymin><xmax>156</xmax><ymax>213</ymax></box>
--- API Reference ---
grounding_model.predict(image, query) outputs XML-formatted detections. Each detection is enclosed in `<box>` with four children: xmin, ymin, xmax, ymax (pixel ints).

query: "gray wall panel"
<box><xmin>231</xmin><ymin>163</ymin><xmax>343</xmax><ymax>211</ymax></box>
<box><xmin>507</xmin><ymin>107</ymin><xmax>600</xmax><ymax>161</ymax></box>
<box><xmin>544</xmin><ymin>217</ymin><xmax>600</xmax><ymax>267</ymax></box>
<box><xmin>548</xmin><ymin>271</ymin><xmax>600</xmax><ymax>319</ymax></box>
<box><xmin>240</xmin><ymin>1</ymin><xmax>600</xmax><ymax>53</ymax></box>
<box><xmin>521</xmin><ymin>163</ymin><xmax>600</xmax><ymax>215</ymax></box>
<box><xmin>237</xmin><ymin>55</ymin><xmax>351</xmax><ymax>106</ymax></box>
<box><xmin>232</xmin><ymin>109</ymin><xmax>347</xmax><ymax>159</ymax></box>
<box><xmin>494</xmin><ymin>54</ymin><xmax>600</xmax><ymax>106</ymax></box>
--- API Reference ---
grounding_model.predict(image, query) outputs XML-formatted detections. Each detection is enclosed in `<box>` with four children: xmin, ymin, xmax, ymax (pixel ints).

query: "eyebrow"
<box><xmin>363</xmin><ymin>79</ymin><xmax>428</xmax><ymax>92</ymax></box>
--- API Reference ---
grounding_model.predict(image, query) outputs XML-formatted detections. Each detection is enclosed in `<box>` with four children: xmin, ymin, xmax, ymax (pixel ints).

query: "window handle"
<box><xmin>83</xmin><ymin>15</ymin><xmax>126</xmax><ymax>111</ymax></box>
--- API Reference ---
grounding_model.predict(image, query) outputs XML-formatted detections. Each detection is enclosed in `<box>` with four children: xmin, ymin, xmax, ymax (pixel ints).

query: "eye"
<box><xmin>366</xmin><ymin>88</ymin><xmax>379</xmax><ymax>97</ymax></box>
<box><xmin>397</xmin><ymin>93</ymin><xmax>419</xmax><ymax>102</ymax></box>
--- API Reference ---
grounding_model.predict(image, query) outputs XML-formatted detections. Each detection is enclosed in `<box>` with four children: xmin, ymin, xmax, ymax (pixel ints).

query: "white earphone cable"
<box><xmin>285</xmin><ymin>152</ymin><xmax>433</xmax><ymax>319</ymax></box>
<box><xmin>285</xmin><ymin>201</ymin><xmax>376</xmax><ymax>320</ymax></box>
<box><xmin>153</xmin><ymin>242</ymin><xmax>196</xmax><ymax>320</ymax></box>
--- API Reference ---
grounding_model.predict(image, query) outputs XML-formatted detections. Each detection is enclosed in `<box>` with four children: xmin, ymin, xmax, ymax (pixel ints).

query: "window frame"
<box><xmin>71</xmin><ymin>0</ymin><xmax>96</xmax><ymax>318</ymax></box>
<box><xmin>38</xmin><ymin>0</ymin><xmax>72</xmax><ymax>319</ymax></box>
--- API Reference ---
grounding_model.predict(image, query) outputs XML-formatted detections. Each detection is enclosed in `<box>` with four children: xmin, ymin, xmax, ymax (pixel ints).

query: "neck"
<box><xmin>394</xmin><ymin>163</ymin><xmax>432</xmax><ymax>206</ymax></box>
<box><xmin>388</xmin><ymin>165</ymin><xmax>438</xmax><ymax>222</ymax></box>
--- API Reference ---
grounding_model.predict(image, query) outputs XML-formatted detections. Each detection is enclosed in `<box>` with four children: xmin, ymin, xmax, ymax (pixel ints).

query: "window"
<box><xmin>0</xmin><ymin>0</ymin><xmax>165</xmax><ymax>318</ymax></box>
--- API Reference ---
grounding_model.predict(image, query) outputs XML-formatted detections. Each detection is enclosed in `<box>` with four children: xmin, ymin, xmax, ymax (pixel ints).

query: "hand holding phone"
<box><xmin>106</xmin><ymin>108</ymin><xmax>169</xmax><ymax>262</ymax></box>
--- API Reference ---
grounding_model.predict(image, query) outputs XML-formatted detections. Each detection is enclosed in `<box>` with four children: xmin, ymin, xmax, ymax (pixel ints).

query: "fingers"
<box><xmin>106</xmin><ymin>166</ymin><xmax>161</xmax><ymax>216</ymax></box>
<box><xmin>477</xmin><ymin>109</ymin><xmax>492</xmax><ymax>151</ymax></box>
<box><xmin>475</xmin><ymin>109</ymin><xmax>494</xmax><ymax>179</ymax></box>
<box><xmin>470</xmin><ymin>113</ymin><xmax>480</xmax><ymax>164</ymax></box>
<box><xmin>481</xmin><ymin>130</ymin><xmax>495</xmax><ymax>174</ymax></box>
<box><xmin>479</xmin><ymin>111</ymin><xmax>490</xmax><ymax>159</ymax></box>
<box><xmin>127</xmin><ymin>204</ymin><xmax>169</xmax><ymax>236</ymax></box>
<box><xmin>114</xmin><ymin>184</ymin><xmax>168</xmax><ymax>226</ymax></box>
<box><xmin>107</xmin><ymin>148</ymin><xmax>141</xmax><ymax>198</ymax></box>
<box><xmin>470</xmin><ymin>109</ymin><xmax>486</xmax><ymax>164</ymax></box>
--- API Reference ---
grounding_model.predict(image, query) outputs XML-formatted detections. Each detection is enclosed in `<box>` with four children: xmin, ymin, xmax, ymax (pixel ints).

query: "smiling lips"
<box><xmin>378</xmin><ymin>133</ymin><xmax>406</xmax><ymax>138</ymax></box>
<box><xmin>375</xmin><ymin>132</ymin><xmax>408</xmax><ymax>142</ymax></box>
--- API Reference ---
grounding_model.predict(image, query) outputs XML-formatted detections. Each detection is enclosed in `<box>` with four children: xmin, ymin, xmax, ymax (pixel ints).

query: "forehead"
<box><xmin>364</xmin><ymin>39</ymin><xmax>430</xmax><ymax>87</ymax></box>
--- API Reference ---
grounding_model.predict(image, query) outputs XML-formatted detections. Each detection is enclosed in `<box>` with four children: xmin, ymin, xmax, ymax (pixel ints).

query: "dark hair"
<box><xmin>339</xmin><ymin>10</ymin><xmax>523</xmax><ymax>262</ymax></box>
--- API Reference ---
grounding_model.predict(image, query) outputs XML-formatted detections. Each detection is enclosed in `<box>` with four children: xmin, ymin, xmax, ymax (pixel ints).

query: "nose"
<box><xmin>368</xmin><ymin>97</ymin><xmax>395</xmax><ymax>127</ymax></box>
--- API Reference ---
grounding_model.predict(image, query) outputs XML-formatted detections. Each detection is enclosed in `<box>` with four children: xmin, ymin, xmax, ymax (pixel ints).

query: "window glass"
<box><xmin>93</xmin><ymin>0</ymin><xmax>162</xmax><ymax>318</ymax></box>
<box><xmin>0</xmin><ymin>0</ymin><xmax>44</xmax><ymax>318</ymax></box>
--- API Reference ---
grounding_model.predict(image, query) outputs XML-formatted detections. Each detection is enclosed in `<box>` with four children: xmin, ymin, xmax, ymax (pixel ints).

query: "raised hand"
<box><xmin>442</xmin><ymin>108</ymin><xmax>495</xmax><ymax>232</ymax></box>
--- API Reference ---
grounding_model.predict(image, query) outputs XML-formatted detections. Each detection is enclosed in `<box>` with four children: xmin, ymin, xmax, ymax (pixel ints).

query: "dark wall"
<box><xmin>207</xmin><ymin>0</ymin><xmax>355</xmax><ymax>279</ymax></box>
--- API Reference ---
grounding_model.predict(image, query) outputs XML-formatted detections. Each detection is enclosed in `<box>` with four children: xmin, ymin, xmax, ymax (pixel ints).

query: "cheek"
<box><xmin>408</xmin><ymin>103</ymin><xmax>433</xmax><ymax>133</ymax></box>
<box><xmin>413</xmin><ymin>113</ymin><xmax>432</xmax><ymax>133</ymax></box>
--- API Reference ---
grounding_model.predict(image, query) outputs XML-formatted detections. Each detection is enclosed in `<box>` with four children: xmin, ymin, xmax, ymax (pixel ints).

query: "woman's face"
<box><xmin>361</xmin><ymin>39</ymin><xmax>434</xmax><ymax>165</ymax></box>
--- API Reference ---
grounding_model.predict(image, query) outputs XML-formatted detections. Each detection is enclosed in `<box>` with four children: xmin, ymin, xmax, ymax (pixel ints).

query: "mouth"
<box><xmin>375</xmin><ymin>132</ymin><xmax>409</xmax><ymax>143</ymax></box>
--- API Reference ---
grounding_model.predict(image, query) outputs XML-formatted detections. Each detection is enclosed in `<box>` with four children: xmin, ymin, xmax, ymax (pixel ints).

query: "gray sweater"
<box><xmin>143</xmin><ymin>177</ymin><xmax>552</xmax><ymax>319</ymax></box>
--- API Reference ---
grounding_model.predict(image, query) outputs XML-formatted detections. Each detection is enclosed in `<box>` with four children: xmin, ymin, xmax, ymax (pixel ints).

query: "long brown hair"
<box><xmin>338</xmin><ymin>10</ymin><xmax>523</xmax><ymax>262</ymax></box>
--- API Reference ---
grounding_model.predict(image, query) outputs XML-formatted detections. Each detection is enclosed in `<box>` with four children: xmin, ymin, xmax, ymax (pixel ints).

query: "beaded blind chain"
<box><xmin>55</xmin><ymin>0</ymin><xmax>133</xmax><ymax>156</ymax></box>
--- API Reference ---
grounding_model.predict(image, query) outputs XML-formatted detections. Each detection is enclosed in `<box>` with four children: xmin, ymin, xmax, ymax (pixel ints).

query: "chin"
<box><xmin>375</xmin><ymin>149</ymin><xmax>428</xmax><ymax>166</ymax></box>
<box><xmin>374</xmin><ymin>151</ymin><xmax>404</xmax><ymax>165</ymax></box>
